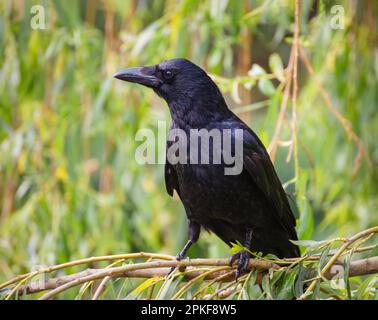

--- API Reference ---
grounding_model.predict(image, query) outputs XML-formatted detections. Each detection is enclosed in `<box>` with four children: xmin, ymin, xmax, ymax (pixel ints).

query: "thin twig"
<box><xmin>299</xmin><ymin>226</ymin><xmax>378</xmax><ymax>299</ymax></box>
<box><xmin>0</xmin><ymin>252</ymin><xmax>175</xmax><ymax>291</ymax></box>
<box><xmin>193</xmin><ymin>270</ymin><xmax>236</xmax><ymax>299</ymax></box>
<box><xmin>299</xmin><ymin>46</ymin><xmax>372</xmax><ymax>174</ymax></box>
<box><xmin>286</xmin><ymin>0</ymin><xmax>300</xmax><ymax>165</ymax></box>
<box><xmin>268</xmin><ymin>47</ymin><xmax>294</xmax><ymax>161</ymax></box>
<box><xmin>92</xmin><ymin>276</ymin><xmax>111</xmax><ymax>300</ymax></box>
<box><xmin>172</xmin><ymin>266</ymin><xmax>232</xmax><ymax>300</ymax></box>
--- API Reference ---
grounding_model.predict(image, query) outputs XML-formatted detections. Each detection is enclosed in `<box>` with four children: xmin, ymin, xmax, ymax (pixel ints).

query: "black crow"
<box><xmin>114</xmin><ymin>58</ymin><xmax>299</xmax><ymax>277</ymax></box>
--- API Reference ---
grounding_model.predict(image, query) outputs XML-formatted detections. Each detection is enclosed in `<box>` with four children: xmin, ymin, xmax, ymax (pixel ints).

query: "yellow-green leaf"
<box><xmin>130</xmin><ymin>276</ymin><xmax>163</xmax><ymax>296</ymax></box>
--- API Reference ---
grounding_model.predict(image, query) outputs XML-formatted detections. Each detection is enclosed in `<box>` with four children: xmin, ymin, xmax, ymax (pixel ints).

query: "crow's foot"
<box><xmin>167</xmin><ymin>253</ymin><xmax>188</xmax><ymax>276</ymax></box>
<box><xmin>229</xmin><ymin>250</ymin><xmax>252</xmax><ymax>280</ymax></box>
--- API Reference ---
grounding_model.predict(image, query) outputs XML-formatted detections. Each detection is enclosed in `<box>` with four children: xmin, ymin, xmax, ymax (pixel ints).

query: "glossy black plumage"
<box><xmin>114</xmin><ymin>58</ymin><xmax>300</xmax><ymax>275</ymax></box>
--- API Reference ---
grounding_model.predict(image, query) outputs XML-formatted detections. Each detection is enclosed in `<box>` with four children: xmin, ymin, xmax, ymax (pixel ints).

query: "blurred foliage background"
<box><xmin>0</xmin><ymin>0</ymin><xmax>377</xmax><ymax>298</ymax></box>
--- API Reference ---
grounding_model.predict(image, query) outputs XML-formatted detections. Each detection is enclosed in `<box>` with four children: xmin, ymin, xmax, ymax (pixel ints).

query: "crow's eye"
<box><xmin>162</xmin><ymin>70</ymin><xmax>174</xmax><ymax>80</ymax></box>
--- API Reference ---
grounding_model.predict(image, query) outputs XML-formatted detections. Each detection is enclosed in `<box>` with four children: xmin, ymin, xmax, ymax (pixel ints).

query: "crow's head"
<box><xmin>114</xmin><ymin>58</ymin><xmax>228</xmax><ymax>115</ymax></box>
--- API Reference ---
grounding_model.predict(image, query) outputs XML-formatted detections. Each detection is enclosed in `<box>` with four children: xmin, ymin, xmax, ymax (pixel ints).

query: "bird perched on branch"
<box><xmin>114</xmin><ymin>58</ymin><xmax>299</xmax><ymax>277</ymax></box>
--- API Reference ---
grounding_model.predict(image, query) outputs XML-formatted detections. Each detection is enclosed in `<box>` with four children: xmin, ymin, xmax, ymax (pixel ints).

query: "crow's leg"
<box><xmin>229</xmin><ymin>228</ymin><xmax>253</xmax><ymax>279</ymax></box>
<box><xmin>168</xmin><ymin>221</ymin><xmax>200</xmax><ymax>275</ymax></box>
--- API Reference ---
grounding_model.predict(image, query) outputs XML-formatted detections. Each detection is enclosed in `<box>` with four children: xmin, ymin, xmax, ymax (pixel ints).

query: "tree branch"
<box><xmin>6</xmin><ymin>255</ymin><xmax>378</xmax><ymax>298</ymax></box>
<box><xmin>299</xmin><ymin>226</ymin><xmax>378</xmax><ymax>299</ymax></box>
<box><xmin>2</xmin><ymin>227</ymin><xmax>377</xmax><ymax>300</ymax></box>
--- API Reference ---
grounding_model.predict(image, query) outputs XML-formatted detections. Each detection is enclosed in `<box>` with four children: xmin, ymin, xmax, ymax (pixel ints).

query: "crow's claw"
<box><xmin>229</xmin><ymin>252</ymin><xmax>240</xmax><ymax>266</ymax></box>
<box><xmin>231</xmin><ymin>250</ymin><xmax>251</xmax><ymax>280</ymax></box>
<box><xmin>167</xmin><ymin>266</ymin><xmax>176</xmax><ymax>276</ymax></box>
<box><xmin>167</xmin><ymin>253</ymin><xmax>187</xmax><ymax>277</ymax></box>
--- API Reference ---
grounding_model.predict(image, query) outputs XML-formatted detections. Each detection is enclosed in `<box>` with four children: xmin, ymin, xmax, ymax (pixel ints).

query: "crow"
<box><xmin>114</xmin><ymin>58</ymin><xmax>299</xmax><ymax>277</ymax></box>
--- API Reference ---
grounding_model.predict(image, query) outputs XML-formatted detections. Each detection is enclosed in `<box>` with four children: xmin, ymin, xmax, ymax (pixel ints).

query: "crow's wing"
<box><xmin>239</xmin><ymin>125</ymin><xmax>298</xmax><ymax>241</ymax></box>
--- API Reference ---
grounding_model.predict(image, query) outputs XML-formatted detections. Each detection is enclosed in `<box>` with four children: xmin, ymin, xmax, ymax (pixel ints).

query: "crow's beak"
<box><xmin>113</xmin><ymin>66</ymin><xmax>162</xmax><ymax>88</ymax></box>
